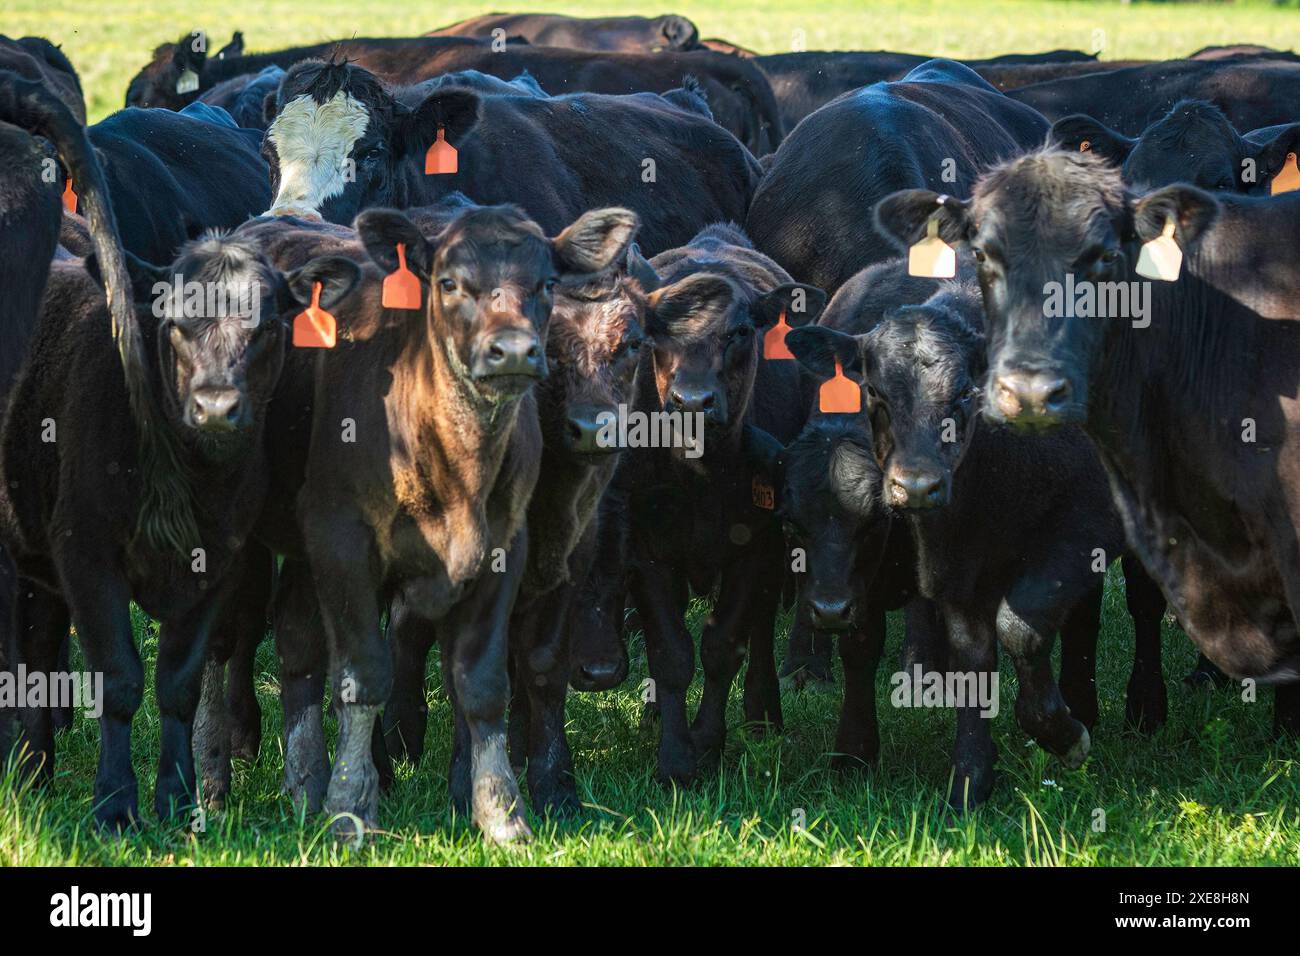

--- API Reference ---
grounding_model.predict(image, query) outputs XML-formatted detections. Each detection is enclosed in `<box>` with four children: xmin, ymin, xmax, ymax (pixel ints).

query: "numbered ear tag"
<box><xmin>763</xmin><ymin>309</ymin><xmax>794</xmax><ymax>360</ymax></box>
<box><xmin>381</xmin><ymin>242</ymin><xmax>422</xmax><ymax>310</ymax></box>
<box><xmin>62</xmin><ymin>178</ymin><xmax>77</xmax><ymax>213</ymax></box>
<box><xmin>425</xmin><ymin>127</ymin><xmax>458</xmax><ymax>175</ymax></box>
<box><xmin>293</xmin><ymin>282</ymin><xmax>337</xmax><ymax>348</ymax></box>
<box><xmin>908</xmin><ymin>217</ymin><xmax>956</xmax><ymax>278</ymax></box>
<box><xmin>1271</xmin><ymin>152</ymin><xmax>1300</xmax><ymax>196</ymax></box>
<box><xmin>1135</xmin><ymin>217</ymin><xmax>1182</xmax><ymax>282</ymax></box>
<box><xmin>176</xmin><ymin>68</ymin><xmax>200</xmax><ymax>94</ymax></box>
<box><xmin>751</xmin><ymin>475</ymin><xmax>775</xmax><ymax>510</ymax></box>
<box><xmin>819</xmin><ymin>357</ymin><xmax>861</xmax><ymax>414</ymax></box>
<box><xmin>1079</xmin><ymin>140</ymin><xmax>1091</xmax><ymax>153</ymax></box>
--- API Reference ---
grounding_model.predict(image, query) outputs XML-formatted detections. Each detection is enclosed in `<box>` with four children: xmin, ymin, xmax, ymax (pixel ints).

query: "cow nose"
<box><xmin>189</xmin><ymin>388</ymin><xmax>244</xmax><ymax>431</ymax></box>
<box><xmin>668</xmin><ymin>385</ymin><xmax>716</xmax><ymax>414</ymax></box>
<box><xmin>565</xmin><ymin>406</ymin><xmax>616</xmax><ymax>455</ymax></box>
<box><xmin>888</xmin><ymin>468</ymin><xmax>947</xmax><ymax>509</ymax></box>
<box><xmin>993</xmin><ymin>372</ymin><xmax>1072</xmax><ymax>424</ymax></box>
<box><xmin>808</xmin><ymin>596</ymin><xmax>854</xmax><ymax>631</ymax></box>
<box><xmin>571</xmin><ymin>656</ymin><xmax>628</xmax><ymax>691</ymax></box>
<box><xmin>475</xmin><ymin>330</ymin><xmax>545</xmax><ymax>380</ymax></box>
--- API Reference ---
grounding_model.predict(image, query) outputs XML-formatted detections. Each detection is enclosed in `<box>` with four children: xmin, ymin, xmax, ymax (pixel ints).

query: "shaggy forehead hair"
<box><xmin>1144</xmin><ymin>99</ymin><xmax>1237</xmax><ymax>150</ymax></box>
<box><xmin>548</xmin><ymin>279</ymin><xmax>643</xmax><ymax>378</ymax></box>
<box><xmin>436</xmin><ymin>205</ymin><xmax>549</xmax><ymax>264</ymax></box>
<box><xmin>869</xmin><ymin>303</ymin><xmax>983</xmax><ymax>391</ymax></box>
<box><xmin>974</xmin><ymin>149</ymin><xmax>1129</xmax><ymax>251</ymax></box>
<box><xmin>281</xmin><ymin>58</ymin><xmax>392</xmax><ymax>113</ymax></box>
<box><xmin>173</xmin><ymin>233</ymin><xmax>273</xmax><ymax>286</ymax></box>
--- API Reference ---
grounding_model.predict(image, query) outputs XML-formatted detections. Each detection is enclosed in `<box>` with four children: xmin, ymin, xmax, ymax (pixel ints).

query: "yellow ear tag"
<box><xmin>908</xmin><ymin>216</ymin><xmax>956</xmax><ymax>278</ymax></box>
<box><xmin>1271</xmin><ymin>152</ymin><xmax>1300</xmax><ymax>196</ymax></box>
<box><xmin>425</xmin><ymin>127</ymin><xmax>458</xmax><ymax>175</ymax></box>
<box><xmin>763</xmin><ymin>309</ymin><xmax>794</xmax><ymax>360</ymax></box>
<box><xmin>1135</xmin><ymin>217</ymin><xmax>1182</xmax><ymax>282</ymax></box>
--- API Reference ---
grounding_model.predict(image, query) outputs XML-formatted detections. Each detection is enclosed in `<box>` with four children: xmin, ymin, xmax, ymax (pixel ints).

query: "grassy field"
<box><xmin>2</xmin><ymin>0</ymin><xmax>1299</xmax><ymax>866</ymax></box>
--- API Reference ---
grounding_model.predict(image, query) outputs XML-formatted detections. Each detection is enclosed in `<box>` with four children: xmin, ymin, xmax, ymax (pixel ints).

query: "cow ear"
<box><xmin>659</xmin><ymin>14</ymin><xmax>699</xmax><ymax>49</ymax></box>
<box><xmin>284</xmin><ymin>256</ymin><xmax>361</xmax><ymax>312</ymax></box>
<box><xmin>216</xmin><ymin>31</ymin><xmax>244</xmax><ymax>60</ymax></box>
<box><xmin>1133</xmin><ymin>184</ymin><xmax>1220</xmax><ymax>247</ymax></box>
<box><xmin>752</xmin><ymin>283</ymin><xmax>827</xmax><ymax>330</ymax></box>
<box><xmin>85</xmin><ymin>249</ymin><xmax>169</xmax><ymax>303</ymax></box>
<box><xmin>874</xmin><ymin>190</ymin><xmax>973</xmax><ymax>250</ymax></box>
<box><xmin>1244</xmin><ymin>122</ymin><xmax>1300</xmax><ymax>191</ymax></box>
<box><xmin>552</xmin><ymin>207</ymin><xmax>640</xmax><ymax>276</ymax></box>
<box><xmin>625</xmin><ymin>242</ymin><xmax>661</xmax><ymax>292</ymax></box>
<box><xmin>785</xmin><ymin>326</ymin><xmax>863</xmax><ymax>382</ymax></box>
<box><xmin>742</xmin><ymin>423</ymin><xmax>786</xmax><ymax>485</ymax></box>
<box><xmin>645</xmin><ymin>273</ymin><xmax>735</xmax><ymax>338</ymax></box>
<box><xmin>1050</xmin><ymin>114</ymin><xmax>1135</xmax><ymax>164</ymax></box>
<box><xmin>355</xmin><ymin>209</ymin><xmax>434</xmax><ymax>280</ymax></box>
<box><xmin>171</xmin><ymin>32</ymin><xmax>208</xmax><ymax>75</ymax></box>
<box><xmin>403</xmin><ymin>89</ymin><xmax>481</xmax><ymax>158</ymax></box>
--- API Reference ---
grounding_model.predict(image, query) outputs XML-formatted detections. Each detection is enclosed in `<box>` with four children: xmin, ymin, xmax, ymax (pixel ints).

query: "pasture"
<box><xmin>1</xmin><ymin>0</ymin><xmax>1299</xmax><ymax>867</ymax></box>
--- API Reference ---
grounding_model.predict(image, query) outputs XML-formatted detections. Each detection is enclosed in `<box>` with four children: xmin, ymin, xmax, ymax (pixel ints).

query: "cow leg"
<box><xmin>833</xmin><ymin>602</ymin><xmax>886</xmax><ymax>770</ymax></box>
<box><xmin>944</xmin><ymin>607</ymin><xmax>998</xmax><ymax>811</ymax></box>
<box><xmin>1185</xmin><ymin>653</ymin><xmax>1231</xmax><ymax>689</ymax></box>
<box><xmin>155</xmin><ymin>585</ymin><xmax>232</xmax><ymax>824</ymax></box>
<box><xmin>506</xmin><ymin>632</ymin><xmax>528</xmax><ymax>772</ymax></box>
<box><xmin>1275</xmin><ymin>684</ymin><xmax>1300</xmax><ymax>737</ymax></box>
<box><xmin>1122</xmin><ymin>555</ymin><xmax>1167</xmax><ymax>733</ymax></box>
<box><xmin>224</xmin><ymin>546</ymin><xmax>272</xmax><ymax>762</ymax></box>
<box><xmin>13</xmin><ymin>584</ymin><xmax>70</xmax><ymax>782</ymax></box>
<box><xmin>1057</xmin><ymin>582</ymin><xmax>1102</xmax><ymax>732</ymax></box>
<box><xmin>567</xmin><ymin>493</ymin><xmax>631</xmax><ymax>692</ymax></box>
<box><xmin>742</xmin><ymin>577</ymin><xmax>784</xmax><ymax>734</ymax></box>
<box><xmin>997</xmin><ymin>583</ymin><xmax>1090</xmax><ymax>769</ymax></box>
<box><xmin>54</xmin><ymin>553</ymin><xmax>141</xmax><ymax>830</ymax></box>
<box><xmin>519</xmin><ymin>584</ymin><xmax>580</xmax><ymax>816</ymax></box>
<box><xmin>0</xmin><ymin>550</ymin><xmax>15</xmax><ymax>760</ymax></box>
<box><xmin>691</xmin><ymin>569</ymin><xmax>755</xmax><ymax>769</ymax></box>
<box><xmin>193</xmin><ymin>658</ymin><xmax>232</xmax><ymax>808</ymax></box>
<box><xmin>900</xmin><ymin>596</ymin><xmax>947</xmax><ymax>674</ymax></box>
<box><xmin>50</xmin><ymin>635</ymin><xmax>73</xmax><ymax>732</ymax></box>
<box><xmin>307</xmin><ymin>517</ymin><xmax>389</xmax><ymax>836</ymax></box>
<box><xmin>275</xmin><ymin>558</ymin><xmax>329</xmax><ymax>814</ymax></box>
<box><xmin>781</xmin><ymin>613</ymin><xmax>835</xmax><ymax>689</ymax></box>
<box><xmin>630</xmin><ymin>563</ymin><xmax>695</xmax><ymax>786</ymax></box>
<box><xmin>382</xmin><ymin>596</ymin><xmax>435</xmax><ymax>765</ymax></box>
<box><xmin>441</xmin><ymin>531</ymin><xmax>530</xmax><ymax>844</ymax></box>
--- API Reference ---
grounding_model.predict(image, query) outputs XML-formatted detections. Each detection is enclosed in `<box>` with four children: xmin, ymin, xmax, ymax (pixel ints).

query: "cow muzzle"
<box><xmin>472</xmin><ymin>329</ymin><xmax>546</xmax><ymax>384</ymax></box>
<box><xmin>991</xmin><ymin>369</ymin><xmax>1077</xmax><ymax>429</ymax></box>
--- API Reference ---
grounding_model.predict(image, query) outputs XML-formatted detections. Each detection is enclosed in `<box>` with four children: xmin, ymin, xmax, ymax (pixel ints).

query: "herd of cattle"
<box><xmin>0</xmin><ymin>12</ymin><xmax>1298</xmax><ymax>844</ymax></box>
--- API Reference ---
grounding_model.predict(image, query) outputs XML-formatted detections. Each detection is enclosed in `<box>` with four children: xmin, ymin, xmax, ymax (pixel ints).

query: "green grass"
<box><xmin>3</xmin><ymin>566</ymin><xmax>1298</xmax><ymax>865</ymax></box>
<box><xmin>4</xmin><ymin>0</ymin><xmax>1300</xmax><ymax>121</ymax></box>
<box><xmin>3</xmin><ymin>0</ymin><xmax>1300</xmax><ymax>866</ymax></box>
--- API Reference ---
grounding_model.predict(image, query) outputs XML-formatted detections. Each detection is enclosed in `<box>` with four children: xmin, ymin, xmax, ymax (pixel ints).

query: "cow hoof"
<box><xmin>155</xmin><ymin>784</ymin><xmax>197</xmax><ymax>825</ymax></box>
<box><xmin>947</xmin><ymin>767</ymin><xmax>995</xmax><ymax>812</ymax></box>
<box><xmin>1061</xmin><ymin>726</ymin><xmax>1091</xmax><ymax>770</ymax></box>
<box><xmin>93</xmin><ymin>791</ymin><xmax>142</xmax><ymax>833</ymax></box>
<box><xmin>323</xmin><ymin>759</ymin><xmax>380</xmax><ymax>834</ymax></box>
<box><xmin>1123</xmin><ymin>685</ymin><xmax>1168</xmax><ymax>736</ymax></box>
<box><xmin>474</xmin><ymin>780</ymin><xmax>532</xmax><ymax>845</ymax></box>
<box><xmin>230</xmin><ymin>726</ymin><xmax>261</xmax><ymax>765</ymax></box>
<box><xmin>830</xmin><ymin>751</ymin><xmax>876</xmax><ymax>774</ymax></box>
<box><xmin>780</xmin><ymin>668</ymin><xmax>836</xmax><ymax>693</ymax></box>
<box><xmin>533</xmin><ymin>787</ymin><xmax>582</xmax><ymax>818</ymax></box>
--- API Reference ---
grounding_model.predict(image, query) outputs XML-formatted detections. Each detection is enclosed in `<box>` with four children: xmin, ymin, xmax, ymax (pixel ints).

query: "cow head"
<box><xmin>91</xmin><ymin>236</ymin><xmax>359</xmax><ymax>457</ymax></box>
<box><xmin>124</xmin><ymin>30</ymin><xmax>244</xmax><ymax>109</ymax></box>
<box><xmin>357</xmin><ymin>204</ymin><xmax>637</xmax><ymax>402</ymax></box>
<box><xmin>639</xmin><ymin>251</ymin><xmax>825</xmax><ymax>444</ymax></box>
<box><xmin>262</xmin><ymin>60</ymin><xmax>480</xmax><ymax>224</ymax></box>
<box><xmin>874</xmin><ymin>149</ymin><xmax>1221</xmax><ymax>431</ymax></box>
<box><xmin>1051</xmin><ymin>100</ymin><xmax>1300</xmax><ymax>195</ymax></box>
<box><xmin>539</xmin><ymin>263</ymin><xmax>647</xmax><ymax>460</ymax></box>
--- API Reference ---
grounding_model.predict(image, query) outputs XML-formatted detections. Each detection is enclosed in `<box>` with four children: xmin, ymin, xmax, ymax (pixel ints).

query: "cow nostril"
<box><xmin>700</xmin><ymin>393</ymin><xmax>715</xmax><ymax>410</ymax></box>
<box><xmin>1042</xmin><ymin>379</ymin><xmax>1071</xmax><ymax>411</ymax></box>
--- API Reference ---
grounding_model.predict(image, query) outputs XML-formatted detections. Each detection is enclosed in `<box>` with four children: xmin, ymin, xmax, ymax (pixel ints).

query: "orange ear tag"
<box><xmin>763</xmin><ymin>309</ymin><xmax>794</xmax><ymax>360</ymax></box>
<box><xmin>293</xmin><ymin>281</ymin><xmax>337</xmax><ymax>348</ymax></box>
<box><xmin>1079</xmin><ymin>140</ymin><xmax>1091</xmax><ymax>153</ymax></box>
<box><xmin>382</xmin><ymin>242</ymin><xmax>422</xmax><ymax>310</ymax></box>
<box><xmin>62</xmin><ymin>178</ymin><xmax>77</xmax><ymax>213</ymax></box>
<box><xmin>1271</xmin><ymin>152</ymin><xmax>1300</xmax><ymax>195</ymax></box>
<box><xmin>425</xmin><ymin>127</ymin><xmax>458</xmax><ymax>175</ymax></box>
<box><xmin>908</xmin><ymin>217</ymin><xmax>956</xmax><ymax>278</ymax></box>
<box><xmin>819</xmin><ymin>357</ymin><xmax>861</xmax><ymax>414</ymax></box>
<box><xmin>1135</xmin><ymin>216</ymin><xmax>1182</xmax><ymax>282</ymax></box>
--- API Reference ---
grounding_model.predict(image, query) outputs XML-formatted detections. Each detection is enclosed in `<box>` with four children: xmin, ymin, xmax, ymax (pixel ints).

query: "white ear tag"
<box><xmin>176</xmin><ymin>69</ymin><xmax>200</xmax><ymax>94</ymax></box>
<box><xmin>908</xmin><ymin>216</ymin><xmax>956</xmax><ymax>278</ymax></box>
<box><xmin>1135</xmin><ymin>217</ymin><xmax>1182</xmax><ymax>282</ymax></box>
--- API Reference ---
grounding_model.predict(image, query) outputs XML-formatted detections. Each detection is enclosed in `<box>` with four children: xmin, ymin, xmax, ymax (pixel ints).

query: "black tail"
<box><xmin>0</xmin><ymin>69</ymin><xmax>198</xmax><ymax>556</ymax></box>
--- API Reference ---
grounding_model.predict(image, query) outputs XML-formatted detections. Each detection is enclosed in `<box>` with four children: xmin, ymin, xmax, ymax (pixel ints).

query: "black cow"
<box><xmin>785</xmin><ymin>275</ymin><xmax>1166</xmax><ymax>807</ymax></box>
<box><xmin>70</xmin><ymin>107</ymin><xmax>270</xmax><ymax>263</ymax></box>
<box><xmin>0</xmin><ymin>35</ymin><xmax>85</xmax><ymax>124</ymax></box>
<box><xmin>2</xmin><ymin>215</ymin><xmax>358</xmax><ymax>827</ymax></box>
<box><xmin>613</xmin><ymin>224</ymin><xmax>824</xmax><ymax>784</ymax></box>
<box><xmin>873</xmin><ymin>149</ymin><xmax>1300</xmax><ymax>733</ymax></box>
<box><xmin>746</xmin><ymin>60</ymin><xmax>1047</xmax><ymax>295</ymax></box>
<box><xmin>425</xmin><ymin>13</ymin><xmax>701</xmax><ymax>52</ymax></box>
<box><xmin>198</xmin><ymin>65</ymin><xmax>286</xmax><ymax>130</ymax></box>
<box><xmin>752</xmin><ymin>49</ymin><xmax>1094</xmax><ymax>132</ymax></box>
<box><xmin>261</xmin><ymin>60</ymin><xmax>760</xmax><ymax>255</ymax></box>
<box><xmin>1009</xmin><ymin>58</ymin><xmax>1300</xmax><ymax>136</ymax></box>
<box><xmin>1050</xmin><ymin>99</ymin><xmax>1300</xmax><ymax>194</ymax></box>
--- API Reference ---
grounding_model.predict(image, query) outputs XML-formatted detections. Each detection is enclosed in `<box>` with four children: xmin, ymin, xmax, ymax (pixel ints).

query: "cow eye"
<box><xmin>971</xmin><ymin>247</ymin><xmax>986</xmax><ymax>264</ymax></box>
<box><xmin>544</xmin><ymin>277</ymin><xmax>558</xmax><ymax>293</ymax></box>
<box><xmin>438</xmin><ymin>278</ymin><xmax>457</xmax><ymax>294</ymax></box>
<box><xmin>1100</xmin><ymin>249</ymin><xmax>1120</xmax><ymax>264</ymax></box>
